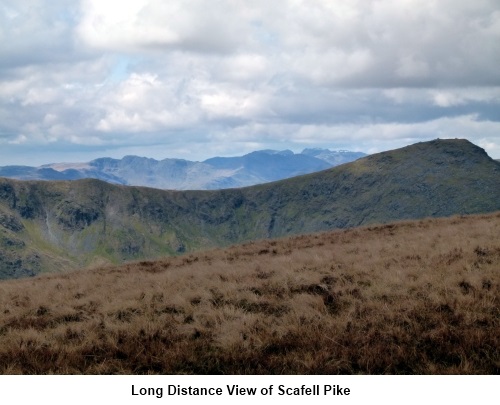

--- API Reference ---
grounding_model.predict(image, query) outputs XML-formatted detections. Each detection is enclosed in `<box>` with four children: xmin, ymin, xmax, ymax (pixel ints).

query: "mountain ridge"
<box><xmin>0</xmin><ymin>148</ymin><xmax>366</xmax><ymax>190</ymax></box>
<box><xmin>1</xmin><ymin>138</ymin><xmax>499</xmax><ymax>279</ymax></box>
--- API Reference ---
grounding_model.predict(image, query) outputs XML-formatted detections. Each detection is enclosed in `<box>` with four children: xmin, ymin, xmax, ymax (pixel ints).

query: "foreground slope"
<box><xmin>0</xmin><ymin>212</ymin><xmax>498</xmax><ymax>374</ymax></box>
<box><xmin>1</xmin><ymin>138</ymin><xmax>500</xmax><ymax>278</ymax></box>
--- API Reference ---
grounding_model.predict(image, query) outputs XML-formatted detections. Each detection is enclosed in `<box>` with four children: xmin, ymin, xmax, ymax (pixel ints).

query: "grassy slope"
<box><xmin>0</xmin><ymin>211</ymin><xmax>498</xmax><ymax>374</ymax></box>
<box><xmin>1</xmin><ymin>138</ymin><xmax>500</xmax><ymax>279</ymax></box>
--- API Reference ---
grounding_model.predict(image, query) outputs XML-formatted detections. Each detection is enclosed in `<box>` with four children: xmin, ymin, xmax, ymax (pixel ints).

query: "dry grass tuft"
<box><xmin>0</xmin><ymin>212</ymin><xmax>499</xmax><ymax>374</ymax></box>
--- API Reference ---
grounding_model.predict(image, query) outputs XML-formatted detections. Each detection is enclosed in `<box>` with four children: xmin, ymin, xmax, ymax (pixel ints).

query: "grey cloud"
<box><xmin>0</xmin><ymin>0</ymin><xmax>82</xmax><ymax>70</ymax></box>
<box><xmin>271</xmin><ymin>0</ymin><xmax>500</xmax><ymax>88</ymax></box>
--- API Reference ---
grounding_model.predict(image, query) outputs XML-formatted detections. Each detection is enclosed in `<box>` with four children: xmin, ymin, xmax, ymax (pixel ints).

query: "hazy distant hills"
<box><xmin>0</xmin><ymin>149</ymin><xmax>365</xmax><ymax>190</ymax></box>
<box><xmin>1</xmin><ymin>139</ymin><xmax>499</xmax><ymax>279</ymax></box>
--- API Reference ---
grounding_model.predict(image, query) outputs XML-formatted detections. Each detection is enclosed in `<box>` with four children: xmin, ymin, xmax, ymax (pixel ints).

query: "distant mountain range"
<box><xmin>1</xmin><ymin>138</ymin><xmax>499</xmax><ymax>279</ymax></box>
<box><xmin>0</xmin><ymin>149</ymin><xmax>366</xmax><ymax>190</ymax></box>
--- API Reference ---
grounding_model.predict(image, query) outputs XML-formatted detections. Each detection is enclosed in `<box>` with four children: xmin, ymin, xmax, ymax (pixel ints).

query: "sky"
<box><xmin>1</xmin><ymin>0</ymin><xmax>500</xmax><ymax>165</ymax></box>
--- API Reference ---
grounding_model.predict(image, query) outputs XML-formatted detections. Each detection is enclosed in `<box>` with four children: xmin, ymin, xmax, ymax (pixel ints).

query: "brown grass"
<box><xmin>0</xmin><ymin>212</ymin><xmax>499</xmax><ymax>374</ymax></box>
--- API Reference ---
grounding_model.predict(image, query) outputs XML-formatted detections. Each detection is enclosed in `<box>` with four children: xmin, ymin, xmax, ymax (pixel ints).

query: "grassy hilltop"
<box><xmin>1</xmin><ymin>138</ymin><xmax>500</xmax><ymax>279</ymax></box>
<box><xmin>0</xmin><ymin>212</ymin><xmax>498</xmax><ymax>374</ymax></box>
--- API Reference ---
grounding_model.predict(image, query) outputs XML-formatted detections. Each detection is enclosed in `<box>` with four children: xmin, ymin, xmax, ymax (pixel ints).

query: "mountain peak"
<box><xmin>379</xmin><ymin>138</ymin><xmax>490</xmax><ymax>161</ymax></box>
<box><xmin>256</xmin><ymin>149</ymin><xmax>294</xmax><ymax>156</ymax></box>
<box><xmin>301</xmin><ymin>148</ymin><xmax>366</xmax><ymax>166</ymax></box>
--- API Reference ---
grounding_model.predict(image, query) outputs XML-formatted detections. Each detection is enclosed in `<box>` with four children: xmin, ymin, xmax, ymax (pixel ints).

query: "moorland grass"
<box><xmin>0</xmin><ymin>212</ymin><xmax>499</xmax><ymax>374</ymax></box>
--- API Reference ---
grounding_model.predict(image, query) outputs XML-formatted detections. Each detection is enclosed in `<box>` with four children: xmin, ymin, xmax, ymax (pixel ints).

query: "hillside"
<box><xmin>0</xmin><ymin>212</ymin><xmax>498</xmax><ymax>374</ymax></box>
<box><xmin>1</xmin><ymin>138</ymin><xmax>500</xmax><ymax>279</ymax></box>
<box><xmin>0</xmin><ymin>149</ymin><xmax>365</xmax><ymax>190</ymax></box>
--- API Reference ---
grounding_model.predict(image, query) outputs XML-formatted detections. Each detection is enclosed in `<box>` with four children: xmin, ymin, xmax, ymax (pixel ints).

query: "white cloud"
<box><xmin>220</xmin><ymin>53</ymin><xmax>270</xmax><ymax>82</ymax></box>
<box><xmin>76</xmin><ymin>0</ymin><xmax>249</xmax><ymax>53</ymax></box>
<box><xmin>431</xmin><ymin>87</ymin><xmax>500</xmax><ymax>107</ymax></box>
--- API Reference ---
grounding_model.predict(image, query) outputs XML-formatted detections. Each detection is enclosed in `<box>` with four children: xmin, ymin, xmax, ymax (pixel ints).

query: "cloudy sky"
<box><xmin>1</xmin><ymin>0</ymin><xmax>499</xmax><ymax>165</ymax></box>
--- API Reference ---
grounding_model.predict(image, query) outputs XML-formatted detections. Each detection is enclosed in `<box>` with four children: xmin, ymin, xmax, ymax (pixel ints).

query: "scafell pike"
<box><xmin>278</xmin><ymin>385</ymin><xmax>350</xmax><ymax>395</ymax></box>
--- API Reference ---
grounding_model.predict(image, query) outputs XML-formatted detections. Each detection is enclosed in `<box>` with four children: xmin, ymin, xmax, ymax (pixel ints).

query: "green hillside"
<box><xmin>1</xmin><ymin>139</ymin><xmax>499</xmax><ymax>279</ymax></box>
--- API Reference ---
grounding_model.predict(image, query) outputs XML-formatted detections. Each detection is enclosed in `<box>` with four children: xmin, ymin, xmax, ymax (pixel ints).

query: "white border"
<box><xmin>2</xmin><ymin>375</ymin><xmax>498</xmax><ymax>405</ymax></box>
